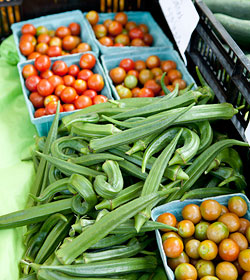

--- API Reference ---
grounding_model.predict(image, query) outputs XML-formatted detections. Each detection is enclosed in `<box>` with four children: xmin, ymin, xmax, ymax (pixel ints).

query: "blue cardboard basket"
<box><xmin>151</xmin><ymin>193</ymin><xmax>250</xmax><ymax>280</ymax></box>
<box><xmin>83</xmin><ymin>11</ymin><xmax>173</xmax><ymax>55</ymax></box>
<box><xmin>17</xmin><ymin>52</ymin><xmax>112</xmax><ymax>136</ymax></box>
<box><xmin>11</xmin><ymin>10</ymin><xmax>99</xmax><ymax>62</ymax></box>
<box><xmin>101</xmin><ymin>49</ymin><xmax>196</xmax><ymax>100</ymax></box>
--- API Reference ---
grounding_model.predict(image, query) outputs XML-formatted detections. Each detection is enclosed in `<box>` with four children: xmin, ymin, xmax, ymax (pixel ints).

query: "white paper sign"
<box><xmin>159</xmin><ymin>0</ymin><xmax>199</xmax><ymax>64</ymax></box>
<box><xmin>245</xmin><ymin>121</ymin><xmax>250</xmax><ymax>144</ymax></box>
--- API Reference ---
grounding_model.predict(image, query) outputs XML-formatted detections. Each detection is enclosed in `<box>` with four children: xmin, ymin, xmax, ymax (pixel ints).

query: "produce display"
<box><xmin>109</xmin><ymin>55</ymin><xmax>187</xmax><ymax>98</ymax></box>
<box><xmin>86</xmin><ymin>10</ymin><xmax>154</xmax><ymax>47</ymax></box>
<box><xmin>157</xmin><ymin>196</ymin><xmax>250</xmax><ymax>280</ymax></box>
<box><xmin>21</xmin><ymin>53</ymin><xmax>108</xmax><ymax>118</ymax></box>
<box><xmin>19</xmin><ymin>22</ymin><xmax>92</xmax><ymax>59</ymax></box>
<box><xmin>0</xmin><ymin>68</ymin><xmax>249</xmax><ymax>279</ymax></box>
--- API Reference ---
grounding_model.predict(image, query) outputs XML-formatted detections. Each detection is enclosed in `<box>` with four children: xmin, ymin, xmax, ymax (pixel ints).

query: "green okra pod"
<box><xmin>69</xmin><ymin>153</ymin><xmax>124</xmax><ymax>166</ymax></box>
<box><xmin>19</xmin><ymin>273</ymin><xmax>37</xmax><ymax>280</ymax></box>
<box><xmin>164</xmin><ymin>165</ymin><xmax>189</xmax><ymax>181</ymax></box>
<box><xmin>118</xmin><ymin>159</ymin><xmax>149</xmax><ymax>180</ymax></box>
<box><xmin>48</xmin><ymin>165</ymin><xmax>64</xmax><ymax>184</ymax></box>
<box><xmin>60</xmin><ymin>113</ymin><xmax>100</xmax><ymax>130</ymax></box>
<box><xmin>160</xmin><ymin>72</ymin><xmax>171</xmax><ymax>95</ymax></box>
<box><xmin>135</xmin><ymin>129</ymin><xmax>183</xmax><ymax>232</ymax></box>
<box><xmin>94</xmin><ymin>160</ymin><xmax>124</xmax><ymax>199</ymax></box>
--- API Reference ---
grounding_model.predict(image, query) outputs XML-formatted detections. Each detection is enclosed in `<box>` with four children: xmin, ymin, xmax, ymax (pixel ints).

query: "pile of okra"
<box><xmin>0</xmin><ymin>68</ymin><xmax>249</xmax><ymax>280</ymax></box>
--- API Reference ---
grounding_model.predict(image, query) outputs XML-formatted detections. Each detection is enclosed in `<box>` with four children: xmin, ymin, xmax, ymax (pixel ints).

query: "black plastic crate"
<box><xmin>0</xmin><ymin>0</ymin><xmax>22</xmax><ymax>40</ymax></box>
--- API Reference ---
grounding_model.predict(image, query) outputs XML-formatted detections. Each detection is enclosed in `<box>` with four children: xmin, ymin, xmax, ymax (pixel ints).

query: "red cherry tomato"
<box><xmin>55</xmin><ymin>26</ymin><xmax>71</xmax><ymax>38</ymax></box>
<box><xmin>119</xmin><ymin>58</ymin><xmax>135</xmax><ymax>72</ymax></box>
<box><xmin>34</xmin><ymin>55</ymin><xmax>51</xmax><ymax>72</ymax></box>
<box><xmin>72</xmin><ymin>79</ymin><xmax>87</xmax><ymax>94</ymax></box>
<box><xmin>28</xmin><ymin>52</ymin><xmax>41</xmax><ymax>60</ymax></box>
<box><xmin>77</xmin><ymin>69</ymin><xmax>93</xmax><ymax>81</ymax></box>
<box><xmin>37</xmin><ymin>79</ymin><xmax>55</xmax><ymax>97</ymax></box>
<box><xmin>138</xmin><ymin>88</ymin><xmax>154</xmax><ymax>97</ymax></box>
<box><xmin>22</xmin><ymin>64</ymin><xmax>38</xmax><ymax>79</ymax></box>
<box><xmin>19</xmin><ymin>41</ymin><xmax>34</xmax><ymax>56</ymax></box>
<box><xmin>129</xmin><ymin>28</ymin><xmax>144</xmax><ymax>40</ymax></box>
<box><xmin>45</xmin><ymin>101</ymin><xmax>63</xmax><ymax>115</ymax></box>
<box><xmin>79</xmin><ymin>53</ymin><xmax>96</xmax><ymax>69</ymax></box>
<box><xmin>34</xmin><ymin>108</ymin><xmax>46</xmax><ymax>118</ymax></box>
<box><xmin>37</xmin><ymin>34</ymin><xmax>50</xmax><ymax>44</ymax></box>
<box><xmin>55</xmin><ymin>84</ymin><xmax>66</xmax><ymax>97</ymax></box>
<box><xmin>35</xmin><ymin>43</ymin><xmax>49</xmax><ymax>54</ymax></box>
<box><xmin>74</xmin><ymin>95</ymin><xmax>92</xmax><ymax>109</ymax></box>
<box><xmin>68</xmin><ymin>64</ymin><xmax>80</xmax><ymax>77</ymax></box>
<box><xmin>114</xmin><ymin>43</ymin><xmax>124</xmax><ymax>47</ymax></box>
<box><xmin>29</xmin><ymin>92</ymin><xmax>45</xmax><ymax>108</ymax></box>
<box><xmin>48</xmin><ymin>75</ymin><xmax>64</xmax><ymax>88</ymax></box>
<box><xmin>83</xmin><ymin>89</ymin><xmax>97</xmax><ymax>99</ymax></box>
<box><xmin>87</xmin><ymin>74</ymin><xmax>104</xmax><ymax>91</ymax></box>
<box><xmin>93</xmin><ymin>95</ymin><xmax>108</xmax><ymax>104</ymax></box>
<box><xmin>20</xmin><ymin>34</ymin><xmax>36</xmax><ymax>46</ymax></box>
<box><xmin>44</xmin><ymin>95</ymin><xmax>59</xmax><ymax>106</ymax></box>
<box><xmin>68</xmin><ymin>22</ymin><xmax>81</xmax><ymax>36</ymax></box>
<box><xmin>127</xmin><ymin>69</ymin><xmax>139</xmax><ymax>79</ymax></box>
<box><xmin>40</xmin><ymin>69</ymin><xmax>53</xmax><ymax>79</ymax></box>
<box><xmin>21</xmin><ymin>23</ymin><xmax>36</xmax><ymax>36</ymax></box>
<box><xmin>60</xmin><ymin>87</ymin><xmax>78</xmax><ymax>103</ymax></box>
<box><xmin>108</xmin><ymin>21</ymin><xmax>123</xmax><ymax>36</ymax></box>
<box><xmin>63</xmin><ymin>103</ymin><xmax>75</xmax><ymax>112</ymax></box>
<box><xmin>47</xmin><ymin>46</ymin><xmax>62</xmax><ymax>57</ymax></box>
<box><xmin>25</xmin><ymin>75</ymin><xmax>41</xmax><ymax>92</ymax></box>
<box><xmin>63</xmin><ymin>75</ymin><xmax>75</xmax><ymax>86</ymax></box>
<box><xmin>52</xmin><ymin>60</ymin><xmax>68</xmax><ymax>76</ymax></box>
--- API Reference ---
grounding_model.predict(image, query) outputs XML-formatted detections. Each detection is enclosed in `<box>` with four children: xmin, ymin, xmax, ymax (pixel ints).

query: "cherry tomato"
<box><xmin>34</xmin><ymin>55</ymin><xmax>51</xmax><ymax>72</ymax></box>
<box><xmin>138</xmin><ymin>23</ymin><xmax>149</xmax><ymax>34</ymax></box>
<box><xmin>134</xmin><ymin>60</ymin><xmax>146</xmax><ymax>71</ymax></box>
<box><xmin>138</xmin><ymin>88</ymin><xmax>154</xmax><ymax>97</ymax></box>
<box><xmin>243</xmin><ymin>272</ymin><xmax>250</xmax><ymax>280</ymax></box>
<box><xmin>127</xmin><ymin>69</ymin><xmax>139</xmax><ymax>79</ymax></box>
<box><xmin>93</xmin><ymin>24</ymin><xmax>107</xmax><ymax>39</ymax></box>
<box><xmin>185</xmin><ymin>239</ymin><xmax>200</xmax><ymax>259</ymax></box>
<box><xmin>67</xmin><ymin>64</ymin><xmax>80</xmax><ymax>77</ymax></box>
<box><xmin>55</xmin><ymin>26</ymin><xmax>71</xmax><ymax>38</ymax></box>
<box><xmin>44</xmin><ymin>95</ymin><xmax>59</xmax><ymax>106</ymax></box>
<box><xmin>157</xmin><ymin>212</ymin><xmax>177</xmax><ymax>232</ymax></box>
<box><xmin>161</xmin><ymin>60</ymin><xmax>177</xmax><ymax>73</ymax></box>
<box><xmin>108</xmin><ymin>21</ymin><xmax>123</xmax><ymax>36</ymax></box>
<box><xmin>124</xmin><ymin>75</ymin><xmax>138</xmax><ymax>89</ymax></box>
<box><xmin>146</xmin><ymin>55</ymin><xmax>160</xmax><ymax>69</ymax></box>
<box><xmin>55</xmin><ymin>84</ymin><xmax>66</xmax><ymax>97</ymax></box>
<box><xmin>125</xmin><ymin>21</ymin><xmax>137</xmax><ymax>31</ymax></box>
<box><xmin>19</xmin><ymin>40</ymin><xmax>34</xmax><ymax>56</ymax></box>
<box><xmin>221</xmin><ymin>205</ymin><xmax>229</xmax><ymax>215</ymax></box>
<box><xmin>104</xmin><ymin>19</ymin><xmax>113</xmax><ymax>29</ymax></box>
<box><xmin>21</xmin><ymin>23</ymin><xmax>36</xmax><ymax>35</ymax></box>
<box><xmin>182</xmin><ymin>204</ymin><xmax>201</xmax><ymax>224</ymax></box>
<box><xmin>77</xmin><ymin>69</ymin><xmax>93</xmax><ymax>81</ymax></box>
<box><xmin>144</xmin><ymin>79</ymin><xmax>161</xmax><ymax>95</ymax></box>
<box><xmin>119</xmin><ymin>58</ymin><xmax>135</xmax><ymax>72</ymax></box>
<box><xmin>114</xmin><ymin>12</ymin><xmax>128</xmax><ymax>26</ymax></box>
<box><xmin>37</xmin><ymin>79</ymin><xmax>54</xmax><ymax>97</ymax></box>
<box><xmin>34</xmin><ymin>108</ymin><xmax>46</xmax><ymax>118</ymax></box>
<box><xmin>172</xmin><ymin>79</ymin><xmax>187</xmax><ymax>90</ymax></box>
<box><xmin>143</xmin><ymin>33</ymin><xmax>153</xmax><ymax>45</ymax></box>
<box><xmin>116</xmin><ymin>85</ymin><xmax>132</xmax><ymax>99</ymax></box>
<box><xmin>28</xmin><ymin>52</ymin><xmax>41</xmax><ymax>60</ymax></box>
<box><xmin>167</xmin><ymin>85</ymin><xmax>175</xmax><ymax>92</ymax></box>
<box><xmin>87</xmin><ymin>74</ymin><xmax>104</xmax><ymax>92</ymax></box>
<box><xmin>219</xmin><ymin>238</ymin><xmax>240</xmax><ymax>261</ymax></box>
<box><xmin>74</xmin><ymin>95</ymin><xmax>92</xmax><ymax>109</ymax></box>
<box><xmin>178</xmin><ymin>220</ymin><xmax>195</xmax><ymax>238</ymax></box>
<box><xmin>196</xmin><ymin>260</ymin><xmax>215</xmax><ymax>279</ymax></box>
<box><xmin>99</xmin><ymin>36</ymin><xmax>114</xmax><ymax>46</ymax></box>
<box><xmin>198</xmin><ymin>240</ymin><xmax>218</xmax><ymax>260</ymax></box>
<box><xmin>61</xmin><ymin>87</ymin><xmax>77</xmax><ymax>103</ymax></box>
<box><xmin>163</xmin><ymin>237</ymin><xmax>184</xmax><ymax>258</ymax></box>
<box><xmin>20</xmin><ymin>34</ymin><xmax>36</xmax><ymax>46</ymax></box>
<box><xmin>62</xmin><ymin>103</ymin><xmax>75</xmax><ymax>112</ymax></box>
<box><xmin>131</xmin><ymin>87</ymin><xmax>141</xmax><ymax>97</ymax></box>
<box><xmin>168</xmin><ymin>69</ymin><xmax>182</xmax><ymax>83</ymax></box>
<box><xmin>151</xmin><ymin>67</ymin><xmax>162</xmax><ymax>78</ymax></box>
<box><xmin>36</xmin><ymin>26</ymin><xmax>48</xmax><ymax>36</ymax></box>
<box><xmin>130</xmin><ymin>38</ymin><xmax>145</xmax><ymax>46</ymax></box>
<box><xmin>200</xmin><ymin>276</ymin><xmax>219</xmax><ymax>280</ymax></box>
<box><xmin>37</xmin><ymin>34</ymin><xmax>50</xmax><ymax>44</ymax></box>
<box><xmin>48</xmin><ymin>75</ymin><xmax>64</xmax><ymax>88</ymax></box>
<box><xmin>93</xmin><ymin>95</ymin><xmax>108</xmax><ymax>104</ymax></box>
<box><xmin>114</xmin><ymin>34</ymin><xmax>130</xmax><ymax>46</ymax></box>
<box><xmin>228</xmin><ymin>196</ymin><xmax>248</xmax><ymax>217</ymax></box>
<box><xmin>80</xmin><ymin>53</ymin><xmax>96</xmax><ymax>69</ymax></box>
<box><xmin>195</xmin><ymin>221</ymin><xmax>210</xmax><ymax>241</ymax></box>
<box><xmin>35</xmin><ymin>42</ymin><xmax>49</xmax><ymax>54</ymax></box>
<box><xmin>22</xmin><ymin>64</ymin><xmax>38</xmax><ymax>79</ymax></box>
<box><xmin>52</xmin><ymin>60</ymin><xmax>68</xmax><ymax>76</ymax></box>
<box><xmin>238</xmin><ymin>249</ymin><xmax>250</xmax><ymax>271</ymax></box>
<box><xmin>77</xmin><ymin>42</ymin><xmax>91</xmax><ymax>53</ymax></box>
<box><xmin>200</xmin><ymin>199</ymin><xmax>222</xmax><ymax>221</ymax></box>
<box><xmin>206</xmin><ymin>222</ymin><xmax>229</xmax><ymax>243</ymax></box>
<box><xmin>155</xmin><ymin>74</ymin><xmax>169</xmax><ymax>86</ymax></box>
<box><xmin>63</xmin><ymin>75</ymin><xmax>75</xmax><ymax>87</ymax></box>
<box><xmin>129</xmin><ymin>27</ymin><xmax>144</xmax><ymax>40</ymax></box>
<box><xmin>110</xmin><ymin>67</ymin><xmax>126</xmax><ymax>84</ymax></box>
<box><xmin>25</xmin><ymin>75</ymin><xmax>41</xmax><ymax>92</ymax></box>
<box><xmin>47</xmin><ymin>46</ymin><xmax>62</xmax><ymax>57</ymax></box>
<box><xmin>175</xmin><ymin>263</ymin><xmax>197</xmax><ymax>280</ymax></box>
<box><xmin>216</xmin><ymin>262</ymin><xmax>238</xmax><ymax>280</ymax></box>
<box><xmin>218</xmin><ymin>213</ymin><xmax>240</xmax><ymax>232</ymax></box>
<box><xmin>239</xmin><ymin>218</ymin><xmax>250</xmax><ymax>234</ymax></box>
<box><xmin>162</xmin><ymin>231</ymin><xmax>182</xmax><ymax>242</ymax></box>
<box><xmin>86</xmin><ymin>10</ymin><xmax>99</xmax><ymax>26</ymax></box>
<box><xmin>139</xmin><ymin>69</ymin><xmax>154</xmax><ymax>85</ymax></box>
<box><xmin>29</xmin><ymin>92</ymin><xmax>45</xmax><ymax>108</ymax></box>
<box><xmin>40</xmin><ymin>69</ymin><xmax>53</xmax><ymax>79</ymax></box>
<box><xmin>229</xmin><ymin>232</ymin><xmax>248</xmax><ymax>251</ymax></box>
<box><xmin>45</xmin><ymin>101</ymin><xmax>63</xmax><ymax>115</ymax></box>
<box><xmin>83</xmin><ymin>89</ymin><xmax>97</xmax><ymax>99</ymax></box>
<box><xmin>68</xmin><ymin>22</ymin><xmax>81</xmax><ymax>36</ymax></box>
<box><xmin>114</xmin><ymin>43</ymin><xmax>124</xmax><ymax>47</ymax></box>
<box><xmin>49</xmin><ymin>37</ymin><xmax>62</xmax><ymax>47</ymax></box>
<box><xmin>72</xmin><ymin>79</ymin><xmax>87</xmax><ymax>94</ymax></box>
<box><xmin>62</xmin><ymin>35</ymin><xmax>78</xmax><ymax>51</ymax></box>
<box><xmin>167</xmin><ymin>251</ymin><xmax>189</xmax><ymax>271</ymax></box>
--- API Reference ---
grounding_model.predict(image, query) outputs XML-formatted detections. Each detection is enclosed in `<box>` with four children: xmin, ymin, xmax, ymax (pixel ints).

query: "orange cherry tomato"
<box><xmin>93</xmin><ymin>95</ymin><xmax>108</xmax><ymax>104</ymax></box>
<box><xmin>61</xmin><ymin>87</ymin><xmax>77</xmax><ymax>103</ymax></box>
<box><xmin>74</xmin><ymin>95</ymin><xmax>92</xmax><ymax>109</ymax></box>
<box><xmin>219</xmin><ymin>238</ymin><xmax>240</xmax><ymax>262</ymax></box>
<box><xmin>44</xmin><ymin>95</ymin><xmax>59</xmax><ymax>106</ymax></box>
<box><xmin>34</xmin><ymin>107</ymin><xmax>46</xmax><ymax>118</ymax></box>
<box><xmin>163</xmin><ymin>237</ymin><xmax>184</xmax><ymax>258</ymax></box>
<box><xmin>200</xmin><ymin>199</ymin><xmax>222</xmax><ymax>221</ymax></box>
<box><xmin>229</xmin><ymin>232</ymin><xmax>248</xmax><ymax>251</ymax></box>
<box><xmin>175</xmin><ymin>263</ymin><xmax>197</xmax><ymax>280</ymax></box>
<box><xmin>55</xmin><ymin>26</ymin><xmax>71</xmax><ymax>38</ymax></box>
<box><xmin>108</xmin><ymin>21</ymin><xmax>123</xmax><ymax>36</ymax></box>
<box><xmin>45</xmin><ymin>101</ymin><xmax>63</xmax><ymax>115</ymax></box>
<box><xmin>178</xmin><ymin>220</ymin><xmax>195</xmax><ymax>238</ymax></box>
<box><xmin>77</xmin><ymin>42</ymin><xmax>91</xmax><ymax>53</ymax></box>
<box><xmin>19</xmin><ymin>40</ymin><xmax>34</xmax><ymax>56</ymax></box>
<box><xmin>86</xmin><ymin>10</ymin><xmax>99</xmax><ymax>26</ymax></box>
<box><xmin>87</xmin><ymin>74</ymin><xmax>104</xmax><ymax>92</ymax></box>
<box><xmin>72</xmin><ymin>79</ymin><xmax>87</xmax><ymax>94</ymax></box>
<box><xmin>47</xmin><ymin>46</ymin><xmax>62</xmax><ymax>57</ymax></box>
<box><xmin>238</xmin><ymin>249</ymin><xmax>250</xmax><ymax>271</ymax></box>
<box><xmin>55</xmin><ymin>84</ymin><xmax>66</xmax><ymax>97</ymax></box>
<box><xmin>68</xmin><ymin>64</ymin><xmax>80</xmax><ymax>77</ymax></box>
<box><xmin>239</xmin><ymin>218</ymin><xmax>250</xmax><ymax>234</ymax></box>
<box><xmin>161</xmin><ymin>60</ymin><xmax>177</xmax><ymax>73</ymax></box>
<box><xmin>40</xmin><ymin>69</ymin><xmax>53</xmax><ymax>79</ymax></box>
<box><xmin>198</xmin><ymin>240</ymin><xmax>218</xmax><ymax>260</ymax></box>
<box><xmin>228</xmin><ymin>196</ymin><xmax>248</xmax><ymax>217</ymax></box>
<box><xmin>157</xmin><ymin>212</ymin><xmax>177</xmax><ymax>232</ymax></box>
<box><xmin>63</xmin><ymin>75</ymin><xmax>75</xmax><ymax>87</ymax></box>
<box><xmin>243</xmin><ymin>272</ymin><xmax>250</xmax><ymax>280</ymax></box>
<box><xmin>146</xmin><ymin>55</ymin><xmax>160</xmax><ymax>69</ymax></box>
<box><xmin>218</xmin><ymin>213</ymin><xmax>240</xmax><ymax>232</ymax></box>
<box><xmin>22</xmin><ymin>64</ymin><xmax>38</xmax><ymax>79</ymax></box>
<box><xmin>35</xmin><ymin>43</ymin><xmax>49</xmax><ymax>54</ymax></box>
<box><xmin>182</xmin><ymin>204</ymin><xmax>202</xmax><ymax>224</ymax></box>
<box><xmin>28</xmin><ymin>52</ymin><xmax>41</xmax><ymax>60</ymax></box>
<box><xmin>215</xmin><ymin>262</ymin><xmax>238</xmax><ymax>280</ymax></box>
<box><xmin>114</xmin><ymin>12</ymin><xmax>128</xmax><ymax>26</ymax></box>
<box><xmin>63</xmin><ymin>103</ymin><xmax>75</xmax><ymax>112</ymax></box>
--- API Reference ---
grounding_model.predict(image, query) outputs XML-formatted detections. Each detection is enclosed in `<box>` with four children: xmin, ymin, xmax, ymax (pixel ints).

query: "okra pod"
<box><xmin>19</xmin><ymin>273</ymin><xmax>37</xmax><ymax>280</ymax></box>
<box><xmin>118</xmin><ymin>159</ymin><xmax>148</xmax><ymax>180</ymax></box>
<box><xmin>89</xmin><ymin>104</ymin><xmax>193</xmax><ymax>152</ymax></box>
<box><xmin>61</xmin><ymin>113</ymin><xmax>99</xmax><ymax>130</ymax></box>
<box><xmin>69</xmin><ymin>153</ymin><xmax>124</xmax><ymax>166</ymax></box>
<box><xmin>160</xmin><ymin>72</ymin><xmax>171</xmax><ymax>95</ymax></box>
<box><xmin>192</xmin><ymin>121</ymin><xmax>213</xmax><ymax>154</ymax></box>
<box><xmin>164</xmin><ymin>165</ymin><xmax>189</xmax><ymax>181</ymax></box>
<box><xmin>135</xmin><ymin>129</ymin><xmax>183</xmax><ymax>232</ymax></box>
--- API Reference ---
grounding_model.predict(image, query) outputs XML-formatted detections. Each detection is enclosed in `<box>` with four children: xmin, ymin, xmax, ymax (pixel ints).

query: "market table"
<box><xmin>0</xmin><ymin>36</ymin><xmax>37</xmax><ymax>280</ymax></box>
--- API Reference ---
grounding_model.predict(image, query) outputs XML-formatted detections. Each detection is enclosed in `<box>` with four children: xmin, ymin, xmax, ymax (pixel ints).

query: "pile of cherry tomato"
<box><xmin>19</xmin><ymin>22</ymin><xmax>91</xmax><ymax>59</ymax></box>
<box><xmin>86</xmin><ymin>11</ymin><xmax>154</xmax><ymax>47</ymax></box>
<box><xmin>157</xmin><ymin>196</ymin><xmax>250</xmax><ymax>280</ymax></box>
<box><xmin>108</xmin><ymin>55</ymin><xmax>187</xmax><ymax>98</ymax></box>
<box><xmin>22</xmin><ymin>53</ymin><xmax>108</xmax><ymax>118</ymax></box>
